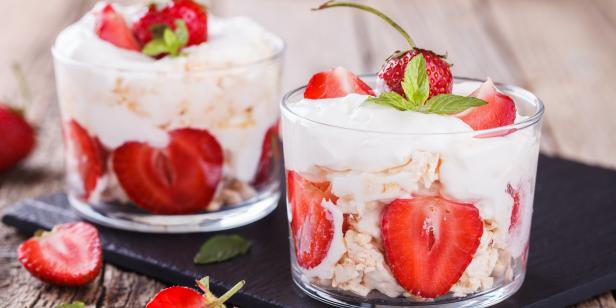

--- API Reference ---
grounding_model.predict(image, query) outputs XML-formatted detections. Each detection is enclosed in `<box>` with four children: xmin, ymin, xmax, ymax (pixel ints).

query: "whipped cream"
<box><xmin>54</xmin><ymin>2</ymin><xmax>284</xmax><ymax>187</ymax></box>
<box><xmin>282</xmin><ymin>81</ymin><xmax>540</xmax><ymax>298</ymax></box>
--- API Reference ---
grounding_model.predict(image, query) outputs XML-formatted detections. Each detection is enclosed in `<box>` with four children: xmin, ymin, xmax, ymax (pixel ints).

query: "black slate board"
<box><xmin>3</xmin><ymin>154</ymin><xmax>616</xmax><ymax>308</ymax></box>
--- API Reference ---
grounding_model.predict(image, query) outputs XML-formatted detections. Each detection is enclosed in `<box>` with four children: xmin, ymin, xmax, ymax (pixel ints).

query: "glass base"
<box><xmin>292</xmin><ymin>270</ymin><xmax>525</xmax><ymax>308</ymax></box>
<box><xmin>69</xmin><ymin>186</ymin><xmax>280</xmax><ymax>233</ymax></box>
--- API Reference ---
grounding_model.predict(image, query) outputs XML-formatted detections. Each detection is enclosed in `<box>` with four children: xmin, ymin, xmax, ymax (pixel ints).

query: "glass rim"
<box><xmin>51</xmin><ymin>34</ymin><xmax>286</xmax><ymax>73</ymax></box>
<box><xmin>280</xmin><ymin>75</ymin><xmax>545</xmax><ymax>136</ymax></box>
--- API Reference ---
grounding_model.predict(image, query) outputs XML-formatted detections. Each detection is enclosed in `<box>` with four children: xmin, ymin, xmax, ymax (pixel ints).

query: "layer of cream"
<box><xmin>282</xmin><ymin>81</ymin><xmax>541</xmax><ymax>297</ymax></box>
<box><xmin>54</xmin><ymin>2</ymin><xmax>284</xmax><ymax>199</ymax></box>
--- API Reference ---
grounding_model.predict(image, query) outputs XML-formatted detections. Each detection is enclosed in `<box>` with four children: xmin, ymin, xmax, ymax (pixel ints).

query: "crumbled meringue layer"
<box><xmin>282</xmin><ymin>81</ymin><xmax>540</xmax><ymax>298</ymax></box>
<box><xmin>54</xmin><ymin>2</ymin><xmax>283</xmax><ymax>202</ymax></box>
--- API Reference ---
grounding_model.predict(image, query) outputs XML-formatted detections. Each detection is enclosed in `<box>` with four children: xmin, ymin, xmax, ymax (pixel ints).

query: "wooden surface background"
<box><xmin>1</xmin><ymin>0</ymin><xmax>615</xmax><ymax>307</ymax></box>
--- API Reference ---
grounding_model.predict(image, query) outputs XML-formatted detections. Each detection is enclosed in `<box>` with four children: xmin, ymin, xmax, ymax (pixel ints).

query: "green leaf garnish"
<box><xmin>194</xmin><ymin>234</ymin><xmax>251</xmax><ymax>265</ymax></box>
<box><xmin>401</xmin><ymin>54</ymin><xmax>429</xmax><ymax>106</ymax></box>
<box><xmin>368</xmin><ymin>53</ymin><xmax>487</xmax><ymax>114</ymax></box>
<box><xmin>142</xmin><ymin>19</ymin><xmax>189</xmax><ymax>58</ymax></box>
<box><xmin>419</xmin><ymin>94</ymin><xmax>487</xmax><ymax>114</ymax></box>
<box><xmin>54</xmin><ymin>301</ymin><xmax>85</xmax><ymax>308</ymax></box>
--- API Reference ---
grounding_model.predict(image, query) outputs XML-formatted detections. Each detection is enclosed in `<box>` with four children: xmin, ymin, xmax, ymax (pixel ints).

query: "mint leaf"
<box><xmin>194</xmin><ymin>234</ymin><xmax>251</xmax><ymax>264</ymax></box>
<box><xmin>421</xmin><ymin>94</ymin><xmax>487</xmax><ymax>114</ymax></box>
<box><xmin>54</xmin><ymin>301</ymin><xmax>85</xmax><ymax>308</ymax></box>
<box><xmin>142</xmin><ymin>19</ymin><xmax>188</xmax><ymax>58</ymax></box>
<box><xmin>366</xmin><ymin>92</ymin><xmax>412</xmax><ymax>111</ymax></box>
<box><xmin>401</xmin><ymin>53</ymin><xmax>430</xmax><ymax>106</ymax></box>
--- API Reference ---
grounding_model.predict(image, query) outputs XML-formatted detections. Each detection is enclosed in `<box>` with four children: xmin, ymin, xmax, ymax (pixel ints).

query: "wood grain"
<box><xmin>0</xmin><ymin>0</ymin><xmax>614</xmax><ymax>307</ymax></box>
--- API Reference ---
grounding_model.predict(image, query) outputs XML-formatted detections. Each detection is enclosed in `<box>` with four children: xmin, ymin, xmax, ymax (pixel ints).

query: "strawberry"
<box><xmin>287</xmin><ymin>171</ymin><xmax>337</xmax><ymax>268</ymax></box>
<box><xmin>0</xmin><ymin>105</ymin><xmax>35</xmax><ymax>172</ymax></box>
<box><xmin>17</xmin><ymin>222</ymin><xmax>102</xmax><ymax>286</ymax></box>
<box><xmin>96</xmin><ymin>4</ymin><xmax>140</xmax><ymax>51</ymax></box>
<box><xmin>381</xmin><ymin>196</ymin><xmax>483</xmax><ymax>298</ymax></box>
<box><xmin>457</xmin><ymin>79</ymin><xmax>516</xmax><ymax>130</ymax></box>
<box><xmin>507</xmin><ymin>184</ymin><xmax>521</xmax><ymax>233</ymax></box>
<box><xmin>132</xmin><ymin>0</ymin><xmax>208</xmax><ymax>47</ymax></box>
<box><xmin>112</xmin><ymin>128</ymin><xmax>223</xmax><ymax>215</ymax></box>
<box><xmin>252</xmin><ymin>121</ymin><xmax>280</xmax><ymax>186</ymax></box>
<box><xmin>146</xmin><ymin>276</ymin><xmax>244</xmax><ymax>308</ymax></box>
<box><xmin>63</xmin><ymin>120</ymin><xmax>107</xmax><ymax>200</ymax></box>
<box><xmin>315</xmin><ymin>2</ymin><xmax>452</xmax><ymax>99</ymax></box>
<box><xmin>304</xmin><ymin>67</ymin><xmax>375</xmax><ymax>99</ymax></box>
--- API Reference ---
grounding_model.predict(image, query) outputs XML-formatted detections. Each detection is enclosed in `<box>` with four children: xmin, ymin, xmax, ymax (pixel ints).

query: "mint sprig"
<box><xmin>368</xmin><ymin>54</ymin><xmax>486</xmax><ymax>114</ymax></box>
<box><xmin>142</xmin><ymin>19</ymin><xmax>189</xmax><ymax>58</ymax></box>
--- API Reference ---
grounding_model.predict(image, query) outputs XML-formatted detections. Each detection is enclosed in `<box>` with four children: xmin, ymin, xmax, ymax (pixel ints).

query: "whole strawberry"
<box><xmin>0</xmin><ymin>105</ymin><xmax>35</xmax><ymax>172</ymax></box>
<box><xmin>315</xmin><ymin>1</ymin><xmax>453</xmax><ymax>99</ymax></box>
<box><xmin>146</xmin><ymin>276</ymin><xmax>245</xmax><ymax>308</ymax></box>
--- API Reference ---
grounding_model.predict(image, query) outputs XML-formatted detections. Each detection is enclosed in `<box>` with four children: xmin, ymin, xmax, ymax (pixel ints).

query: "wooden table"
<box><xmin>1</xmin><ymin>0</ymin><xmax>615</xmax><ymax>307</ymax></box>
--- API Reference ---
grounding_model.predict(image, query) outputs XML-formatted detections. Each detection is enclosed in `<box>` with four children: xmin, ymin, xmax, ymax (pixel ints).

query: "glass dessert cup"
<box><xmin>52</xmin><ymin>41</ymin><xmax>285</xmax><ymax>233</ymax></box>
<box><xmin>281</xmin><ymin>76</ymin><xmax>544</xmax><ymax>307</ymax></box>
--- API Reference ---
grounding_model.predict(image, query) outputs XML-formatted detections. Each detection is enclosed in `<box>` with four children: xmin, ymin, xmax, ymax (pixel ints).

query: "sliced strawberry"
<box><xmin>304</xmin><ymin>67</ymin><xmax>375</xmax><ymax>99</ymax></box>
<box><xmin>0</xmin><ymin>105</ymin><xmax>35</xmax><ymax>172</ymax></box>
<box><xmin>381</xmin><ymin>196</ymin><xmax>483</xmax><ymax>298</ymax></box>
<box><xmin>147</xmin><ymin>276</ymin><xmax>244</xmax><ymax>308</ymax></box>
<box><xmin>63</xmin><ymin>120</ymin><xmax>107</xmax><ymax>200</ymax></box>
<box><xmin>507</xmin><ymin>184</ymin><xmax>521</xmax><ymax>233</ymax></box>
<box><xmin>96</xmin><ymin>4</ymin><xmax>140</xmax><ymax>51</ymax></box>
<box><xmin>252</xmin><ymin>121</ymin><xmax>280</xmax><ymax>186</ymax></box>
<box><xmin>112</xmin><ymin>128</ymin><xmax>223</xmax><ymax>215</ymax></box>
<box><xmin>287</xmin><ymin>171</ymin><xmax>337</xmax><ymax>268</ymax></box>
<box><xmin>132</xmin><ymin>0</ymin><xmax>208</xmax><ymax>47</ymax></box>
<box><xmin>17</xmin><ymin>222</ymin><xmax>102</xmax><ymax>286</ymax></box>
<box><xmin>457</xmin><ymin>79</ymin><xmax>516</xmax><ymax>131</ymax></box>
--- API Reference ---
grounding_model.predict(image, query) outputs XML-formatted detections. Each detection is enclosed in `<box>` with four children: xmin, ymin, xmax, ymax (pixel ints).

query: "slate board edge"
<box><xmin>1</xmin><ymin>202</ymin><xmax>284</xmax><ymax>308</ymax></box>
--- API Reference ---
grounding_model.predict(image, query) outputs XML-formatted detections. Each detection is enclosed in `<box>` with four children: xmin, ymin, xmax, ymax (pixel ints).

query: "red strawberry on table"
<box><xmin>457</xmin><ymin>78</ymin><xmax>516</xmax><ymax>131</ymax></box>
<box><xmin>252</xmin><ymin>121</ymin><xmax>280</xmax><ymax>186</ymax></box>
<box><xmin>287</xmin><ymin>171</ymin><xmax>338</xmax><ymax>268</ymax></box>
<box><xmin>63</xmin><ymin>120</ymin><xmax>107</xmax><ymax>201</ymax></box>
<box><xmin>146</xmin><ymin>276</ymin><xmax>244</xmax><ymax>308</ymax></box>
<box><xmin>96</xmin><ymin>4</ymin><xmax>140</xmax><ymax>51</ymax></box>
<box><xmin>315</xmin><ymin>2</ymin><xmax>452</xmax><ymax>99</ymax></box>
<box><xmin>112</xmin><ymin>128</ymin><xmax>223</xmax><ymax>215</ymax></box>
<box><xmin>381</xmin><ymin>196</ymin><xmax>483</xmax><ymax>298</ymax></box>
<box><xmin>304</xmin><ymin>67</ymin><xmax>375</xmax><ymax>99</ymax></box>
<box><xmin>17</xmin><ymin>222</ymin><xmax>102</xmax><ymax>286</ymax></box>
<box><xmin>132</xmin><ymin>0</ymin><xmax>208</xmax><ymax>47</ymax></box>
<box><xmin>0</xmin><ymin>104</ymin><xmax>35</xmax><ymax>172</ymax></box>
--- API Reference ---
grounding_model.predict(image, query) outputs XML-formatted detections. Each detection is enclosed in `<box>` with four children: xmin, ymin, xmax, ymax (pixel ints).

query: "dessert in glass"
<box><xmin>52</xmin><ymin>1</ymin><xmax>284</xmax><ymax>232</ymax></box>
<box><xmin>281</xmin><ymin>2</ymin><xmax>544</xmax><ymax>307</ymax></box>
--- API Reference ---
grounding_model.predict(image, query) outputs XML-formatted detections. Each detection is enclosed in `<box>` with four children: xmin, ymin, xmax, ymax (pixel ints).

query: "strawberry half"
<box><xmin>17</xmin><ymin>222</ymin><xmax>102</xmax><ymax>286</ymax></box>
<box><xmin>112</xmin><ymin>128</ymin><xmax>223</xmax><ymax>215</ymax></box>
<box><xmin>132</xmin><ymin>0</ymin><xmax>208</xmax><ymax>47</ymax></box>
<box><xmin>252</xmin><ymin>121</ymin><xmax>280</xmax><ymax>186</ymax></box>
<box><xmin>379</xmin><ymin>49</ymin><xmax>452</xmax><ymax>99</ymax></box>
<box><xmin>381</xmin><ymin>196</ymin><xmax>483</xmax><ymax>298</ymax></box>
<box><xmin>96</xmin><ymin>4</ymin><xmax>140</xmax><ymax>51</ymax></box>
<box><xmin>304</xmin><ymin>67</ymin><xmax>375</xmax><ymax>99</ymax></box>
<box><xmin>146</xmin><ymin>277</ymin><xmax>244</xmax><ymax>308</ymax></box>
<box><xmin>0</xmin><ymin>104</ymin><xmax>35</xmax><ymax>172</ymax></box>
<box><xmin>63</xmin><ymin>120</ymin><xmax>107</xmax><ymax>200</ymax></box>
<box><xmin>457</xmin><ymin>79</ymin><xmax>516</xmax><ymax>131</ymax></box>
<box><xmin>287</xmin><ymin>171</ymin><xmax>337</xmax><ymax>268</ymax></box>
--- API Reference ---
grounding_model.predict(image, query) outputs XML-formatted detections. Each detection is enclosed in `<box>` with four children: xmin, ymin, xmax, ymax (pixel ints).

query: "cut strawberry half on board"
<box><xmin>112</xmin><ymin>128</ymin><xmax>223</xmax><ymax>215</ymax></box>
<box><xmin>63</xmin><ymin>120</ymin><xmax>107</xmax><ymax>200</ymax></box>
<box><xmin>17</xmin><ymin>222</ymin><xmax>102</xmax><ymax>286</ymax></box>
<box><xmin>457</xmin><ymin>79</ymin><xmax>516</xmax><ymax>131</ymax></box>
<box><xmin>287</xmin><ymin>171</ymin><xmax>338</xmax><ymax>268</ymax></box>
<box><xmin>132</xmin><ymin>0</ymin><xmax>208</xmax><ymax>47</ymax></box>
<box><xmin>304</xmin><ymin>67</ymin><xmax>375</xmax><ymax>99</ymax></box>
<box><xmin>381</xmin><ymin>196</ymin><xmax>483</xmax><ymax>298</ymax></box>
<box><xmin>0</xmin><ymin>104</ymin><xmax>35</xmax><ymax>172</ymax></box>
<box><xmin>252</xmin><ymin>121</ymin><xmax>280</xmax><ymax>186</ymax></box>
<box><xmin>96</xmin><ymin>4</ymin><xmax>140</xmax><ymax>51</ymax></box>
<box><xmin>146</xmin><ymin>276</ymin><xmax>244</xmax><ymax>308</ymax></box>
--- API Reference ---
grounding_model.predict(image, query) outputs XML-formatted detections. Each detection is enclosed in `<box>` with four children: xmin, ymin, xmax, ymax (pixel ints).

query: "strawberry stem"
<box><xmin>314</xmin><ymin>1</ymin><xmax>416</xmax><ymax>49</ymax></box>
<box><xmin>216</xmin><ymin>280</ymin><xmax>245</xmax><ymax>305</ymax></box>
<box><xmin>11</xmin><ymin>63</ymin><xmax>31</xmax><ymax>112</ymax></box>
